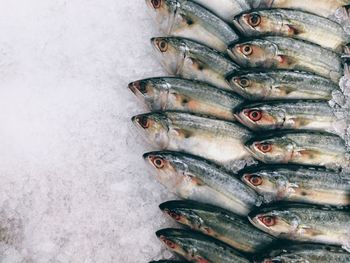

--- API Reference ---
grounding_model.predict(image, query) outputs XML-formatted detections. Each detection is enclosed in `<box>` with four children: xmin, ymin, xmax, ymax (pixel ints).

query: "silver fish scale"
<box><xmin>184</xmin><ymin>39</ymin><xmax>239</xmax><ymax>74</ymax></box>
<box><xmin>181</xmin><ymin>0</ymin><xmax>239</xmax><ymax>44</ymax></box>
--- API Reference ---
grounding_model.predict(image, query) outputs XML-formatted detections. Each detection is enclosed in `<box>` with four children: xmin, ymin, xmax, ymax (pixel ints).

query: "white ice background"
<box><xmin>0</xmin><ymin>0</ymin><xmax>176</xmax><ymax>262</ymax></box>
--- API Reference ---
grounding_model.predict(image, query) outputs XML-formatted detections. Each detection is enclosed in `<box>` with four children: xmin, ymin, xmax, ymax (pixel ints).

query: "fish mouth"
<box><xmin>128</xmin><ymin>81</ymin><xmax>141</xmax><ymax>95</ymax></box>
<box><xmin>232</xmin><ymin>16</ymin><xmax>244</xmax><ymax>34</ymax></box>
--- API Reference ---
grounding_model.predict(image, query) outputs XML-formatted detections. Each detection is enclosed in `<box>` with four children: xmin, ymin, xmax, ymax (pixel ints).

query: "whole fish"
<box><xmin>234</xmin><ymin>100</ymin><xmax>342</xmax><ymax>133</ymax></box>
<box><xmin>227</xmin><ymin>36</ymin><xmax>344</xmax><ymax>83</ymax></box>
<box><xmin>191</xmin><ymin>0</ymin><xmax>250</xmax><ymax>23</ymax></box>
<box><xmin>144</xmin><ymin>151</ymin><xmax>260</xmax><ymax>215</ymax></box>
<box><xmin>159</xmin><ymin>200</ymin><xmax>274</xmax><ymax>252</ymax></box>
<box><xmin>248</xmin><ymin>0</ymin><xmax>350</xmax><ymax>20</ymax></box>
<box><xmin>238</xmin><ymin>165</ymin><xmax>350</xmax><ymax>206</ymax></box>
<box><xmin>151</xmin><ymin>37</ymin><xmax>240</xmax><ymax>90</ymax></box>
<box><xmin>249</xmin><ymin>204</ymin><xmax>350</xmax><ymax>250</ymax></box>
<box><xmin>156</xmin><ymin>228</ymin><xmax>250</xmax><ymax>263</ymax></box>
<box><xmin>244</xmin><ymin>131</ymin><xmax>349</xmax><ymax>167</ymax></box>
<box><xmin>257</xmin><ymin>244</ymin><xmax>350</xmax><ymax>263</ymax></box>
<box><xmin>132</xmin><ymin>112</ymin><xmax>252</xmax><ymax>166</ymax></box>
<box><xmin>226</xmin><ymin>70</ymin><xmax>341</xmax><ymax>101</ymax></box>
<box><xmin>233</xmin><ymin>9</ymin><xmax>350</xmax><ymax>53</ymax></box>
<box><xmin>145</xmin><ymin>0</ymin><xmax>239</xmax><ymax>52</ymax></box>
<box><xmin>128</xmin><ymin>77</ymin><xmax>243</xmax><ymax>121</ymax></box>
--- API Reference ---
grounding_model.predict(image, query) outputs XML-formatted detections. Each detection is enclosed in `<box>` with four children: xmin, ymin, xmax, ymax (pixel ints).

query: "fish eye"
<box><xmin>151</xmin><ymin>0</ymin><xmax>162</xmax><ymax>9</ymax></box>
<box><xmin>249</xmin><ymin>175</ymin><xmax>263</xmax><ymax>186</ymax></box>
<box><xmin>259</xmin><ymin>216</ymin><xmax>276</xmax><ymax>227</ymax></box>
<box><xmin>157</xmin><ymin>40</ymin><xmax>168</xmax><ymax>52</ymax></box>
<box><xmin>152</xmin><ymin>157</ymin><xmax>165</xmax><ymax>168</ymax></box>
<box><xmin>168</xmin><ymin>210</ymin><xmax>181</xmax><ymax>221</ymax></box>
<box><xmin>248</xmin><ymin>13</ymin><xmax>261</xmax><ymax>27</ymax></box>
<box><xmin>256</xmin><ymin>143</ymin><xmax>272</xmax><ymax>153</ymax></box>
<box><xmin>247</xmin><ymin>110</ymin><xmax>262</xmax><ymax>122</ymax></box>
<box><xmin>137</xmin><ymin>116</ymin><xmax>150</xmax><ymax>128</ymax></box>
<box><xmin>239</xmin><ymin>77</ymin><xmax>250</xmax><ymax>87</ymax></box>
<box><xmin>242</xmin><ymin>45</ymin><xmax>253</xmax><ymax>56</ymax></box>
<box><xmin>164</xmin><ymin>239</ymin><xmax>176</xmax><ymax>249</ymax></box>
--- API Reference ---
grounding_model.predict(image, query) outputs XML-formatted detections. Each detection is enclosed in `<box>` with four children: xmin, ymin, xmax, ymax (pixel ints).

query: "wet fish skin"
<box><xmin>226</xmin><ymin>70</ymin><xmax>341</xmax><ymax>101</ymax></box>
<box><xmin>257</xmin><ymin>244</ymin><xmax>350</xmax><ymax>263</ymax></box>
<box><xmin>245</xmin><ymin>131</ymin><xmax>349</xmax><ymax>167</ymax></box>
<box><xmin>233</xmin><ymin>9</ymin><xmax>350</xmax><ymax>53</ymax></box>
<box><xmin>151</xmin><ymin>37</ymin><xmax>240</xmax><ymax>91</ymax></box>
<box><xmin>191</xmin><ymin>0</ymin><xmax>250</xmax><ymax>23</ymax></box>
<box><xmin>144</xmin><ymin>151</ymin><xmax>260</xmax><ymax>215</ymax></box>
<box><xmin>234</xmin><ymin>100</ymin><xmax>337</xmax><ymax>132</ymax></box>
<box><xmin>156</xmin><ymin>228</ymin><xmax>251</xmax><ymax>263</ymax></box>
<box><xmin>239</xmin><ymin>165</ymin><xmax>350</xmax><ymax>206</ymax></box>
<box><xmin>145</xmin><ymin>0</ymin><xmax>239</xmax><ymax>52</ymax></box>
<box><xmin>248</xmin><ymin>0</ymin><xmax>350</xmax><ymax>20</ymax></box>
<box><xmin>248</xmin><ymin>204</ymin><xmax>350</xmax><ymax>248</ymax></box>
<box><xmin>133</xmin><ymin>111</ymin><xmax>252</xmax><ymax>166</ymax></box>
<box><xmin>159</xmin><ymin>200</ymin><xmax>275</xmax><ymax>253</ymax></box>
<box><xmin>128</xmin><ymin>77</ymin><xmax>243</xmax><ymax>121</ymax></box>
<box><xmin>227</xmin><ymin>36</ymin><xmax>343</xmax><ymax>83</ymax></box>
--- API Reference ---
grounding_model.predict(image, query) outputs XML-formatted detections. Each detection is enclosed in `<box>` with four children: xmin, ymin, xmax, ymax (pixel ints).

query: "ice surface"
<box><xmin>0</xmin><ymin>0</ymin><xmax>178</xmax><ymax>262</ymax></box>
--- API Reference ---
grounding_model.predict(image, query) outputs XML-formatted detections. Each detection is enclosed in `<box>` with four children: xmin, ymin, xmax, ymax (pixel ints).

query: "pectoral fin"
<box><xmin>286</xmin><ymin>23</ymin><xmax>304</xmax><ymax>35</ymax></box>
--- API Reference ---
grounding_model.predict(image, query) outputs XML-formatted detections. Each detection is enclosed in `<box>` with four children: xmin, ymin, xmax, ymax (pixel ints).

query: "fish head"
<box><xmin>235</xmin><ymin>103</ymin><xmax>286</xmax><ymax>130</ymax></box>
<box><xmin>143</xmin><ymin>151</ymin><xmax>190</xmax><ymax>188</ymax></box>
<box><xmin>128</xmin><ymin>78</ymin><xmax>169</xmax><ymax>110</ymax></box>
<box><xmin>227</xmin><ymin>73</ymin><xmax>272</xmax><ymax>99</ymax></box>
<box><xmin>145</xmin><ymin>0</ymin><xmax>178</xmax><ymax>34</ymax></box>
<box><xmin>151</xmin><ymin>37</ymin><xmax>186</xmax><ymax>74</ymax></box>
<box><xmin>159</xmin><ymin>201</ymin><xmax>201</xmax><ymax>228</ymax></box>
<box><xmin>245</xmin><ymin>136</ymin><xmax>294</xmax><ymax>163</ymax></box>
<box><xmin>249</xmin><ymin>207</ymin><xmax>300</xmax><ymax>237</ymax></box>
<box><xmin>241</xmin><ymin>170</ymin><xmax>282</xmax><ymax>197</ymax></box>
<box><xmin>156</xmin><ymin>229</ymin><xmax>189</xmax><ymax>256</ymax></box>
<box><xmin>132</xmin><ymin>112</ymin><xmax>170</xmax><ymax>148</ymax></box>
<box><xmin>233</xmin><ymin>11</ymin><xmax>282</xmax><ymax>37</ymax></box>
<box><xmin>228</xmin><ymin>39</ymin><xmax>279</xmax><ymax>68</ymax></box>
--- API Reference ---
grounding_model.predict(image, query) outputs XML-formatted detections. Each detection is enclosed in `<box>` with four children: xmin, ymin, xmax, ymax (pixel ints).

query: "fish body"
<box><xmin>249</xmin><ymin>204</ymin><xmax>350</xmax><ymax>249</ymax></box>
<box><xmin>234</xmin><ymin>100</ymin><xmax>337</xmax><ymax>133</ymax></box>
<box><xmin>145</xmin><ymin>0</ymin><xmax>239</xmax><ymax>52</ymax></box>
<box><xmin>249</xmin><ymin>0</ymin><xmax>350</xmax><ymax>20</ymax></box>
<box><xmin>128</xmin><ymin>77</ymin><xmax>243</xmax><ymax>121</ymax></box>
<box><xmin>156</xmin><ymin>228</ymin><xmax>250</xmax><ymax>263</ymax></box>
<box><xmin>239</xmin><ymin>165</ymin><xmax>350</xmax><ymax>206</ymax></box>
<box><xmin>160</xmin><ymin>200</ymin><xmax>274</xmax><ymax>252</ymax></box>
<box><xmin>257</xmin><ymin>244</ymin><xmax>350</xmax><ymax>263</ymax></box>
<box><xmin>233</xmin><ymin>9</ymin><xmax>350</xmax><ymax>53</ymax></box>
<box><xmin>245</xmin><ymin>131</ymin><xmax>349</xmax><ymax>167</ymax></box>
<box><xmin>191</xmin><ymin>0</ymin><xmax>250</xmax><ymax>23</ymax></box>
<box><xmin>152</xmin><ymin>37</ymin><xmax>240</xmax><ymax>90</ymax></box>
<box><xmin>133</xmin><ymin>111</ymin><xmax>252</xmax><ymax>166</ymax></box>
<box><xmin>144</xmin><ymin>151</ymin><xmax>260</xmax><ymax>215</ymax></box>
<box><xmin>228</xmin><ymin>36</ymin><xmax>343</xmax><ymax>83</ymax></box>
<box><xmin>226</xmin><ymin>70</ymin><xmax>341</xmax><ymax>100</ymax></box>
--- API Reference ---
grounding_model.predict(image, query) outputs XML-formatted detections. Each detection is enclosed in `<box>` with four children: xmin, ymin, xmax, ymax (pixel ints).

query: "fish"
<box><xmin>248</xmin><ymin>204</ymin><xmax>350</xmax><ymax>250</ymax></box>
<box><xmin>227</xmin><ymin>36</ymin><xmax>345</xmax><ymax>83</ymax></box>
<box><xmin>191</xmin><ymin>0</ymin><xmax>250</xmax><ymax>23</ymax></box>
<box><xmin>238</xmin><ymin>165</ymin><xmax>350</xmax><ymax>206</ymax></box>
<box><xmin>144</xmin><ymin>151</ymin><xmax>260</xmax><ymax>215</ymax></box>
<box><xmin>234</xmin><ymin>100</ymin><xmax>341</xmax><ymax>133</ymax></box>
<box><xmin>248</xmin><ymin>0</ymin><xmax>350</xmax><ymax>20</ymax></box>
<box><xmin>244</xmin><ymin>131</ymin><xmax>349</xmax><ymax>167</ymax></box>
<box><xmin>133</xmin><ymin>112</ymin><xmax>252</xmax><ymax>166</ymax></box>
<box><xmin>151</xmin><ymin>37</ymin><xmax>240</xmax><ymax>90</ymax></box>
<box><xmin>156</xmin><ymin>228</ymin><xmax>251</xmax><ymax>263</ymax></box>
<box><xmin>128</xmin><ymin>77</ymin><xmax>243</xmax><ymax>121</ymax></box>
<box><xmin>226</xmin><ymin>70</ymin><xmax>341</xmax><ymax>101</ymax></box>
<box><xmin>159</xmin><ymin>200</ymin><xmax>274</xmax><ymax>252</ymax></box>
<box><xmin>233</xmin><ymin>9</ymin><xmax>350</xmax><ymax>53</ymax></box>
<box><xmin>145</xmin><ymin>0</ymin><xmax>239</xmax><ymax>52</ymax></box>
<box><xmin>257</xmin><ymin>244</ymin><xmax>350</xmax><ymax>263</ymax></box>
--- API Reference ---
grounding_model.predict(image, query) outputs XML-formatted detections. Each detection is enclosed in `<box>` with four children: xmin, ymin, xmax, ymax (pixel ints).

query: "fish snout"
<box><xmin>128</xmin><ymin>81</ymin><xmax>140</xmax><ymax>94</ymax></box>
